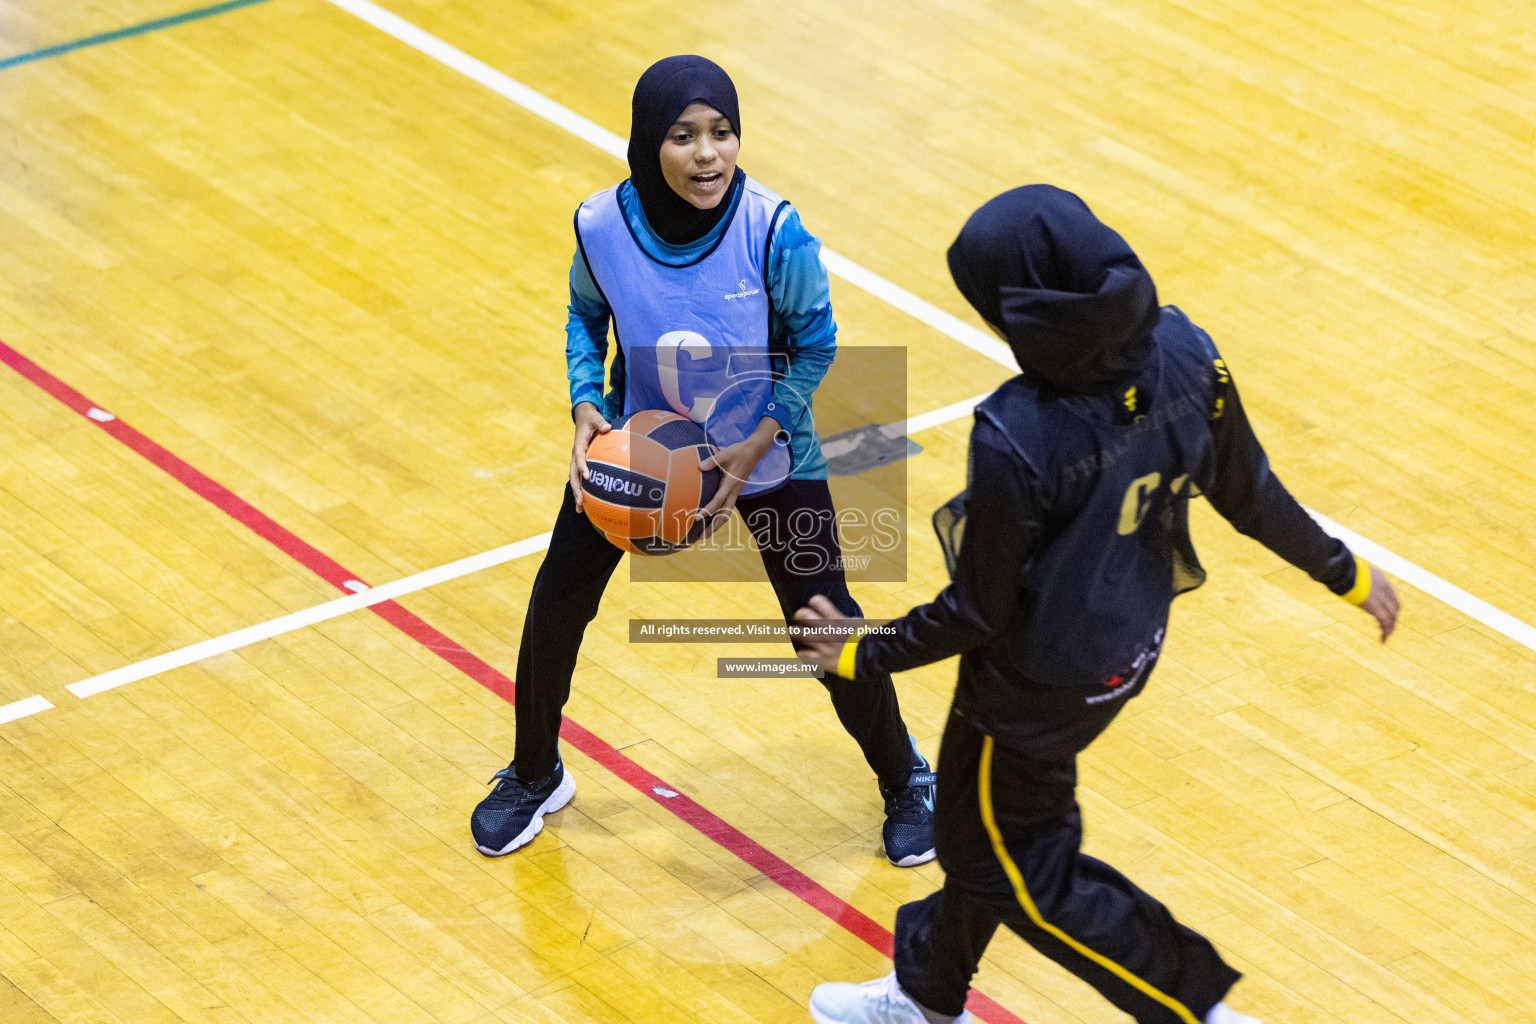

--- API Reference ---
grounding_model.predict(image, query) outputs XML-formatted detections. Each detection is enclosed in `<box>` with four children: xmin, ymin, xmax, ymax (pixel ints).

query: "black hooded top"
<box><xmin>627</xmin><ymin>55</ymin><xmax>746</xmax><ymax>246</ymax></box>
<box><xmin>847</xmin><ymin>185</ymin><xmax>1358</xmax><ymax>753</ymax></box>
<box><xmin>947</xmin><ymin>184</ymin><xmax>1159</xmax><ymax>395</ymax></box>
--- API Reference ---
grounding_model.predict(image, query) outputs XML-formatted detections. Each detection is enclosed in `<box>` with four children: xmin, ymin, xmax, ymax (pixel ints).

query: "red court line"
<box><xmin>1</xmin><ymin>337</ymin><xmax>1024</xmax><ymax>1024</ymax></box>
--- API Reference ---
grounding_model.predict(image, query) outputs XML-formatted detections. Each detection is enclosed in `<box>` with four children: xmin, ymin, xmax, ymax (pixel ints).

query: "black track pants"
<box><xmin>894</xmin><ymin>707</ymin><xmax>1240</xmax><ymax>1023</ymax></box>
<box><xmin>511</xmin><ymin>480</ymin><xmax>914</xmax><ymax>790</ymax></box>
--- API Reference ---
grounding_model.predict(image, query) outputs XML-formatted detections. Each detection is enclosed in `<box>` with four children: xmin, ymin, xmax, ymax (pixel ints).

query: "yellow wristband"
<box><xmin>835</xmin><ymin>636</ymin><xmax>860</xmax><ymax>679</ymax></box>
<box><xmin>1341</xmin><ymin>555</ymin><xmax>1373</xmax><ymax>607</ymax></box>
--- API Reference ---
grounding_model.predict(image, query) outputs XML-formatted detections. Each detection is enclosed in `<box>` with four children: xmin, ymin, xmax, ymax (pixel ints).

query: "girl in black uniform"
<box><xmin>797</xmin><ymin>186</ymin><xmax>1400</xmax><ymax>1024</ymax></box>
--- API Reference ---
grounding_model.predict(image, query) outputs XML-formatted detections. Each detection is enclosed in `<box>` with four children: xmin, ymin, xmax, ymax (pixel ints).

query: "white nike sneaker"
<box><xmin>1206</xmin><ymin>1003</ymin><xmax>1262</xmax><ymax>1024</ymax></box>
<box><xmin>808</xmin><ymin>971</ymin><xmax>972</xmax><ymax>1024</ymax></box>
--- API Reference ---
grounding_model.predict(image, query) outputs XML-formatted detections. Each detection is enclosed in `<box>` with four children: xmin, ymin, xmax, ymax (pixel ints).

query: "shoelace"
<box><xmin>855</xmin><ymin>971</ymin><xmax>968</xmax><ymax>1024</ymax></box>
<box><xmin>485</xmin><ymin>764</ymin><xmax>561</xmax><ymax>798</ymax></box>
<box><xmin>485</xmin><ymin>766</ymin><xmax>542</xmax><ymax>798</ymax></box>
<box><xmin>887</xmin><ymin>771</ymin><xmax>936</xmax><ymax>813</ymax></box>
<box><xmin>858</xmin><ymin>973</ymin><xmax>923</xmax><ymax>1023</ymax></box>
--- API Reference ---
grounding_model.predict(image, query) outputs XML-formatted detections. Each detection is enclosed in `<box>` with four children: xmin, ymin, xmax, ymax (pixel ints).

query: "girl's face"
<box><xmin>659</xmin><ymin>103</ymin><xmax>740</xmax><ymax>209</ymax></box>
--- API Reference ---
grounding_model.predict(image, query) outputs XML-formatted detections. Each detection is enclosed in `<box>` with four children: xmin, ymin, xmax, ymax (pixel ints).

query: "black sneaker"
<box><xmin>470</xmin><ymin>760</ymin><xmax>575</xmax><ymax>856</ymax></box>
<box><xmin>880</xmin><ymin>738</ymin><xmax>936</xmax><ymax>868</ymax></box>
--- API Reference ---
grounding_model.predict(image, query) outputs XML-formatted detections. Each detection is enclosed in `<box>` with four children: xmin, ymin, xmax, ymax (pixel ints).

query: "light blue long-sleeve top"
<box><xmin>565</xmin><ymin>177</ymin><xmax>833</xmax><ymax>480</ymax></box>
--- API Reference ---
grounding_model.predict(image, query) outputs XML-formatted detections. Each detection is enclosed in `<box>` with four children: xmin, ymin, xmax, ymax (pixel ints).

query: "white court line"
<box><xmin>1308</xmin><ymin>511</ymin><xmax>1536</xmax><ymax>651</ymax></box>
<box><xmin>317</xmin><ymin>0</ymin><xmax>1536</xmax><ymax>658</ymax></box>
<box><xmin>319</xmin><ymin>0</ymin><xmax>1020</xmax><ymax>373</ymax></box>
<box><xmin>816</xmin><ymin>250</ymin><xmax>1017</xmax><ymax>371</ymax></box>
<box><xmin>56</xmin><ymin>386</ymin><xmax>1531</xmax><ymax>700</ymax></box>
<box><xmin>61</xmin><ymin>400</ymin><xmax>994</xmax><ymax>699</ymax></box>
<box><xmin>893</xmin><ymin>392</ymin><xmax>990</xmax><ymax>437</ymax></box>
<box><xmin>0</xmin><ymin>695</ymin><xmax>55</xmax><ymax>725</ymax></box>
<box><xmin>67</xmin><ymin>531</ymin><xmax>551</xmax><ymax>698</ymax></box>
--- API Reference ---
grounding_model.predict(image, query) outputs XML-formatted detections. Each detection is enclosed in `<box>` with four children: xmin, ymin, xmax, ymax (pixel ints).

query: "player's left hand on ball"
<box><xmin>698</xmin><ymin>442</ymin><xmax>760</xmax><ymax>536</ymax></box>
<box><xmin>695</xmin><ymin>442</ymin><xmax>740</xmax><ymax>538</ymax></box>
<box><xmin>697</xmin><ymin>418</ymin><xmax>781</xmax><ymax>538</ymax></box>
<box><xmin>793</xmin><ymin>594</ymin><xmax>849</xmax><ymax>671</ymax></box>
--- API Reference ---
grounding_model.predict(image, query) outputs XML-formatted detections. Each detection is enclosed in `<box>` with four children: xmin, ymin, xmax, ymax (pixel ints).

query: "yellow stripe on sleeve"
<box><xmin>835</xmin><ymin>636</ymin><xmax>859</xmax><ymax>679</ymax></box>
<box><xmin>977</xmin><ymin>735</ymin><xmax>1202</xmax><ymax>1024</ymax></box>
<box><xmin>1342</xmin><ymin>555</ymin><xmax>1374</xmax><ymax>607</ymax></box>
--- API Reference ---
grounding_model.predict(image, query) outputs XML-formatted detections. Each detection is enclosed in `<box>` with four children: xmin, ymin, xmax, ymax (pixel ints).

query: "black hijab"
<box><xmin>947</xmin><ymin>185</ymin><xmax>1160</xmax><ymax>394</ymax></box>
<box><xmin>628</xmin><ymin>55</ymin><xmax>744</xmax><ymax>246</ymax></box>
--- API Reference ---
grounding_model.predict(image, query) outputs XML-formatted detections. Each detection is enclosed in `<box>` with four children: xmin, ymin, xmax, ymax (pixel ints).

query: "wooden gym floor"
<box><xmin>2</xmin><ymin>1</ymin><xmax>1535</xmax><ymax>1021</ymax></box>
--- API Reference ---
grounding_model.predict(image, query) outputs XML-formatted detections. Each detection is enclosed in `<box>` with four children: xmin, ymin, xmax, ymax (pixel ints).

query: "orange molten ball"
<box><xmin>582</xmin><ymin>410</ymin><xmax>722</xmax><ymax>555</ymax></box>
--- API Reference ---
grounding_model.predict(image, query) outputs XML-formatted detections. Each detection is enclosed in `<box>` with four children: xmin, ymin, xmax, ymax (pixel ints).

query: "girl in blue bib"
<box><xmin>470</xmin><ymin>56</ymin><xmax>935</xmax><ymax>866</ymax></box>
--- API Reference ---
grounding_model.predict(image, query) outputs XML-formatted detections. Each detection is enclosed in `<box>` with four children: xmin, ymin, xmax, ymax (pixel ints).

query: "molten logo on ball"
<box><xmin>583</xmin><ymin>410</ymin><xmax>723</xmax><ymax>555</ymax></box>
<box><xmin>587</xmin><ymin>470</ymin><xmax>644</xmax><ymax>499</ymax></box>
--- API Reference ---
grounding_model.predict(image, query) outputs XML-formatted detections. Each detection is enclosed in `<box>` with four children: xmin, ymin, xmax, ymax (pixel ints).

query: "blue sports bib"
<box><xmin>576</xmin><ymin>178</ymin><xmax>793</xmax><ymax>496</ymax></box>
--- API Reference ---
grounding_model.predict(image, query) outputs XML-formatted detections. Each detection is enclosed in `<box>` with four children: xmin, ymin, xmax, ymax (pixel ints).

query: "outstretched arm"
<box><xmin>797</xmin><ymin>425</ymin><xmax>1044</xmax><ymax>675</ymax></box>
<box><xmin>1206</xmin><ymin>366</ymin><xmax>1399</xmax><ymax>641</ymax></box>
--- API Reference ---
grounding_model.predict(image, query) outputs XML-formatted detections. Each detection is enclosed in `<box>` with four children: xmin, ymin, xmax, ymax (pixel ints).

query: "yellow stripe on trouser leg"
<box><xmin>977</xmin><ymin>735</ymin><xmax>1202</xmax><ymax>1024</ymax></box>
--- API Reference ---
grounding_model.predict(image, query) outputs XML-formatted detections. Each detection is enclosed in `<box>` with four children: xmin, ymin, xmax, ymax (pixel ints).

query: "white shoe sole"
<box><xmin>807</xmin><ymin>1003</ymin><xmax>838</xmax><ymax>1024</ymax></box>
<box><xmin>474</xmin><ymin>770</ymin><xmax>576</xmax><ymax>857</ymax></box>
<box><xmin>811</xmin><ymin>998</ymin><xmax>970</xmax><ymax>1024</ymax></box>
<box><xmin>884</xmin><ymin>844</ymin><xmax>937</xmax><ymax>868</ymax></box>
<box><xmin>890</xmin><ymin>848</ymin><xmax>937</xmax><ymax>868</ymax></box>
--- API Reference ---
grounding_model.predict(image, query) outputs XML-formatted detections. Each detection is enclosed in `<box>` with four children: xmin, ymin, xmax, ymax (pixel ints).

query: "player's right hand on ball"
<box><xmin>569</xmin><ymin>402</ymin><xmax>611</xmax><ymax>513</ymax></box>
<box><xmin>1360</xmin><ymin>564</ymin><xmax>1400</xmax><ymax>643</ymax></box>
